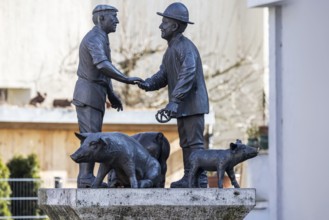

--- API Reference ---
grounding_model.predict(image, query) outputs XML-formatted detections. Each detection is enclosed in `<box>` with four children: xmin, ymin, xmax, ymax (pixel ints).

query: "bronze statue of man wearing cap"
<box><xmin>138</xmin><ymin>2</ymin><xmax>209</xmax><ymax>188</ymax></box>
<box><xmin>72</xmin><ymin>5</ymin><xmax>142</xmax><ymax>188</ymax></box>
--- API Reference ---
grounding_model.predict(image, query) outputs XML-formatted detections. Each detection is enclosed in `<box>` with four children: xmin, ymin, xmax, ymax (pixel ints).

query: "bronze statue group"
<box><xmin>71</xmin><ymin>3</ymin><xmax>258</xmax><ymax>189</ymax></box>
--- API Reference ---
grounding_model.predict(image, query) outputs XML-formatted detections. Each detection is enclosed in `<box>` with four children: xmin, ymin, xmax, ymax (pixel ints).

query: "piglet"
<box><xmin>188</xmin><ymin>139</ymin><xmax>258</xmax><ymax>188</ymax></box>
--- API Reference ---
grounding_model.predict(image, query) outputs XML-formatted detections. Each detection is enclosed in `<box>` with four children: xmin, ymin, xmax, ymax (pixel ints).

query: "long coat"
<box><xmin>146</xmin><ymin>34</ymin><xmax>209</xmax><ymax>117</ymax></box>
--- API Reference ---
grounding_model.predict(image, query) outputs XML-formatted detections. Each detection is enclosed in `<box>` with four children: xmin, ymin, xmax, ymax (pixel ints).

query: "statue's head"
<box><xmin>157</xmin><ymin>3</ymin><xmax>193</xmax><ymax>41</ymax></box>
<box><xmin>92</xmin><ymin>5</ymin><xmax>119</xmax><ymax>34</ymax></box>
<box><xmin>157</xmin><ymin>2</ymin><xmax>194</xmax><ymax>25</ymax></box>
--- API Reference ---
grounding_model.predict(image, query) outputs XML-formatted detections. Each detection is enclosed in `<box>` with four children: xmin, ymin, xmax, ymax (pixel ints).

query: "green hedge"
<box><xmin>7</xmin><ymin>154</ymin><xmax>42</xmax><ymax>216</ymax></box>
<box><xmin>0</xmin><ymin>157</ymin><xmax>11</xmax><ymax>217</ymax></box>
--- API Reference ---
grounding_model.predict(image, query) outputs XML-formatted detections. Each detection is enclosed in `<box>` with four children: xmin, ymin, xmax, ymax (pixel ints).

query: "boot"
<box><xmin>77</xmin><ymin>162</ymin><xmax>96</xmax><ymax>188</ymax></box>
<box><xmin>198</xmin><ymin>170</ymin><xmax>208</xmax><ymax>188</ymax></box>
<box><xmin>191</xmin><ymin>146</ymin><xmax>208</xmax><ymax>188</ymax></box>
<box><xmin>170</xmin><ymin>146</ymin><xmax>209</xmax><ymax>188</ymax></box>
<box><xmin>77</xmin><ymin>162</ymin><xmax>108</xmax><ymax>188</ymax></box>
<box><xmin>170</xmin><ymin>148</ymin><xmax>192</xmax><ymax>188</ymax></box>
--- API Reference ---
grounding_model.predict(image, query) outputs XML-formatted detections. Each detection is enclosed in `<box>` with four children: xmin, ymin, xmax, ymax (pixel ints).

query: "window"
<box><xmin>0</xmin><ymin>89</ymin><xmax>8</xmax><ymax>104</ymax></box>
<box><xmin>0</xmin><ymin>88</ymin><xmax>31</xmax><ymax>106</ymax></box>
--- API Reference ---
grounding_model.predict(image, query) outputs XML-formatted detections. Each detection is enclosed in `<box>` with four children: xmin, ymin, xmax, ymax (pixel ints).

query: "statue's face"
<box><xmin>102</xmin><ymin>11</ymin><xmax>119</xmax><ymax>34</ymax></box>
<box><xmin>159</xmin><ymin>17</ymin><xmax>177</xmax><ymax>41</ymax></box>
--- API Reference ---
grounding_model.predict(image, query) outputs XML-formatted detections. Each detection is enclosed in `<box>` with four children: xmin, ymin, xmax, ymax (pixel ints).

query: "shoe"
<box><xmin>170</xmin><ymin>148</ymin><xmax>192</xmax><ymax>188</ymax></box>
<box><xmin>77</xmin><ymin>176</ymin><xmax>108</xmax><ymax>188</ymax></box>
<box><xmin>78</xmin><ymin>177</ymin><xmax>94</xmax><ymax>188</ymax></box>
<box><xmin>170</xmin><ymin>171</ymin><xmax>189</xmax><ymax>188</ymax></box>
<box><xmin>170</xmin><ymin>147</ymin><xmax>208</xmax><ymax>188</ymax></box>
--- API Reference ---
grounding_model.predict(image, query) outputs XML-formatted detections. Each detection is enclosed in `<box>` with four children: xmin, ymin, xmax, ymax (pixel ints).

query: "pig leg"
<box><xmin>92</xmin><ymin>162</ymin><xmax>111</xmax><ymax>188</ymax></box>
<box><xmin>144</xmin><ymin>160</ymin><xmax>161</xmax><ymax>188</ymax></box>
<box><xmin>122</xmin><ymin>161</ymin><xmax>138</xmax><ymax>188</ymax></box>
<box><xmin>216</xmin><ymin>166</ymin><xmax>225</xmax><ymax>188</ymax></box>
<box><xmin>138</xmin><ymin>180</ymin><xmax>153</xmax><ymax>188</ymax></box>
<box><xmin>226</xmin><ymin>168</ymin><xmax>240</xmax><ymax>188</ymax></box>
<box><xmin>107</xmin><ymin>169</ymin><xmax>117</xmax><ymax>188</ymax></box>
<box><xmin>195</xmin><ymin>169</ymin><xmax>204</xmax><ymax>188</ymax></box>
<box><xmin>188</xmin><ymin>164</ymin><xmax>199</xmax><ymax>188</ymax></box>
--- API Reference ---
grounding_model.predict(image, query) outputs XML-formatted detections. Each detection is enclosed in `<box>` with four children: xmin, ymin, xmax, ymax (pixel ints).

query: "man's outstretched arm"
<box><xmin>97</xmin><ymin>60</ymin><xmax>143</xmax><ymax>84</ymax></box>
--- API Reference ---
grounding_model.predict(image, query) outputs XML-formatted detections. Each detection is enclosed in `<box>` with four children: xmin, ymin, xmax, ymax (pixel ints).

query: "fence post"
<box><xmin>54</xmin><ymin>177</ymin><xmax>63</xmax><ymax>188</ymax></box>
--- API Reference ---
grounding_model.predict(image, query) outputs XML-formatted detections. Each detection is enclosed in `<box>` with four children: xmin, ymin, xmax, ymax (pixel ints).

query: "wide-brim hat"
<box><xmin>157</xmin><ymin>2</ymin><xmax>194</xmax><ymax>24</ymax></box>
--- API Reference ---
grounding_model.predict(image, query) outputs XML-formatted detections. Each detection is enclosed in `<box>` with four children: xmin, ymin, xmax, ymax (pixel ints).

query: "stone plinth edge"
<box><xmin>38</xmin><ymin>188</ymin><xmax>256</xmax><ymax>220</ymax></box>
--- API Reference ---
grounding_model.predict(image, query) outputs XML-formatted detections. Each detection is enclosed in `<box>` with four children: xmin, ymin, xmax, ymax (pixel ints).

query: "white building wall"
<box><xmin>280</xmin><ymin>1</ymin><xmax>329</xmax><ymax>219</ymax></box>
<box><xmin>0</xmin><ymin>0</ymin><xmax>265</xmax><ymax>147</ymax></box>
<box><xmin>249</xmin><ymin>0</ymin><xmax>329</xmax><ymax>219</ymax></box>
<box><xmin>0</xmin><ymin>0</ymin><xmax>91</xmax><ymax>98</ymax></box>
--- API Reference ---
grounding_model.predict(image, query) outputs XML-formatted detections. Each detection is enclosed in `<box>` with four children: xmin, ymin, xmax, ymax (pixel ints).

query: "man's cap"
<box><xmin>157</xmin><ymin>2</ymin><xmax>194</xmax><ymax>24</ymax></box>
<box><xmin>92</xmin><ymin>5</ymin><xmax>118</xmax><ymax>15</ymax></box>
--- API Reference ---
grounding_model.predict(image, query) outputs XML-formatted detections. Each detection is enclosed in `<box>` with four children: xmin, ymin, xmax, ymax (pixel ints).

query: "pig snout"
<box><xmin>70</xmin><ymin>152</ymin><xmax>79</xmax><ymax>162</ymax></box>
<box><xmin>247</xmin><ymin>145</ymin><xmax>259</xmax><ymax>158</ymax></box>
<box><xmin>70</xmin><ymin>148</ymin><xmax>89</xmax><ymax>163</ymax></box>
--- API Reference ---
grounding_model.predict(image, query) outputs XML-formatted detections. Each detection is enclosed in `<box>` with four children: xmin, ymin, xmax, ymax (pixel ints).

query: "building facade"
<box><xmin>248</xmin><ymin>0</ymin><xmax>329</xmax><ymax>219</ymax></box>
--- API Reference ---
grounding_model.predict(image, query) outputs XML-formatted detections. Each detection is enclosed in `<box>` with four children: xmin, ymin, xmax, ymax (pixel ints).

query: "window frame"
<box><xmin>247</xmin><ymin>0</ymin><xmax>284</xmax><ymax>8</ymax></box>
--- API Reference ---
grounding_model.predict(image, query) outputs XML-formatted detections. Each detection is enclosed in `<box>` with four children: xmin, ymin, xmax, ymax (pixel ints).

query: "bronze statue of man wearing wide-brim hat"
<box><xmin>138</xmin><ymin>2</ymin><xmax>209</xmax><ymax>188</ymax></box>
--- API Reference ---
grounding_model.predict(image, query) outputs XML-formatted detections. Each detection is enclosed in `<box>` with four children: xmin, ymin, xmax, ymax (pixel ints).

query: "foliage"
<box><xmin>246</xmin><ymin>124</ymin><xmax>269</xmax><ymax>150</ymax></box>
<box><xmin>0</xmin><ymin>157</ymin><xmax>11</xmax><ymax>217</ymax></box>
<box><xmin>246</xmin><ymin>124</ymin><xmax>260</xmax><ymax>139</ymax></box>
<box><xmin>6</xmin><ymin>154</ymin><xmax>42</xmax><ymax>216</ymax></box>
<box><xmin>7</xmin><ymin>154</ymin><xmax>40</xmax><ymax>179</ymax></box>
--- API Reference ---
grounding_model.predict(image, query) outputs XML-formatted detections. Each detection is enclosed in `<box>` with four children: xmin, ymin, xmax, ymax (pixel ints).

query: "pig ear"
<box><xmin>100</xmin><ymin>137</ymin><xmax>110</xmax><ymax>145</ymax></box>
<box><xmin>230</xmin><ymin>143</ymin><xmax>237</xmax><ymax>151</ymax></box>
<box><xmin>75</xmin><ymin>132</ymin><xmax>89</xmax><ymax>141</ymax></box>
<box><xmin>236</xmin><ymin>139</ymin><xmax>242</xmax><ymax>144</ymax></box>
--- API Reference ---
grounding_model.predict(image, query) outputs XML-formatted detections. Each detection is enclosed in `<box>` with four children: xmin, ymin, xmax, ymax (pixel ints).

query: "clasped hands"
<box><xmin>127</xmin><ymin>76</ymin><xmax>144</xmax><ymax>85</ymax></box>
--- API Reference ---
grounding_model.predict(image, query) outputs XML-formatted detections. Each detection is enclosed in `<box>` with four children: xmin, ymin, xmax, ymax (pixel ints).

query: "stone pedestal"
<box><xmin>38</xmin><ymin>188</ymin><xmax>255</xmax><ymax>220</ymax></box>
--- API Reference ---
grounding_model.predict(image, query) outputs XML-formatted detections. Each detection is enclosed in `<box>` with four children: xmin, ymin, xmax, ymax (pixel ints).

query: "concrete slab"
<box><xmin>39</xmin><ymin>188</ymin><xmax>255</xmax><ymax>220</ymax></box>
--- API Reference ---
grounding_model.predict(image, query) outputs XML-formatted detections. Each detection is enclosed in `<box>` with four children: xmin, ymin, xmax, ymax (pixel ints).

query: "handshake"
<box><xmin>127</xmin><ymin>77</ymin><xmax>152</xmax><ymax>91</ymax></box>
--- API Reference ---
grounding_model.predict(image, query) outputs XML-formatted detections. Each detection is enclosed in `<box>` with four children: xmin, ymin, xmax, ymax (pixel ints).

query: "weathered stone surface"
<box><xmin>38</xmin><ymin>188</ymin><xmax>255</xmax><ymax>220</ymax></box>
